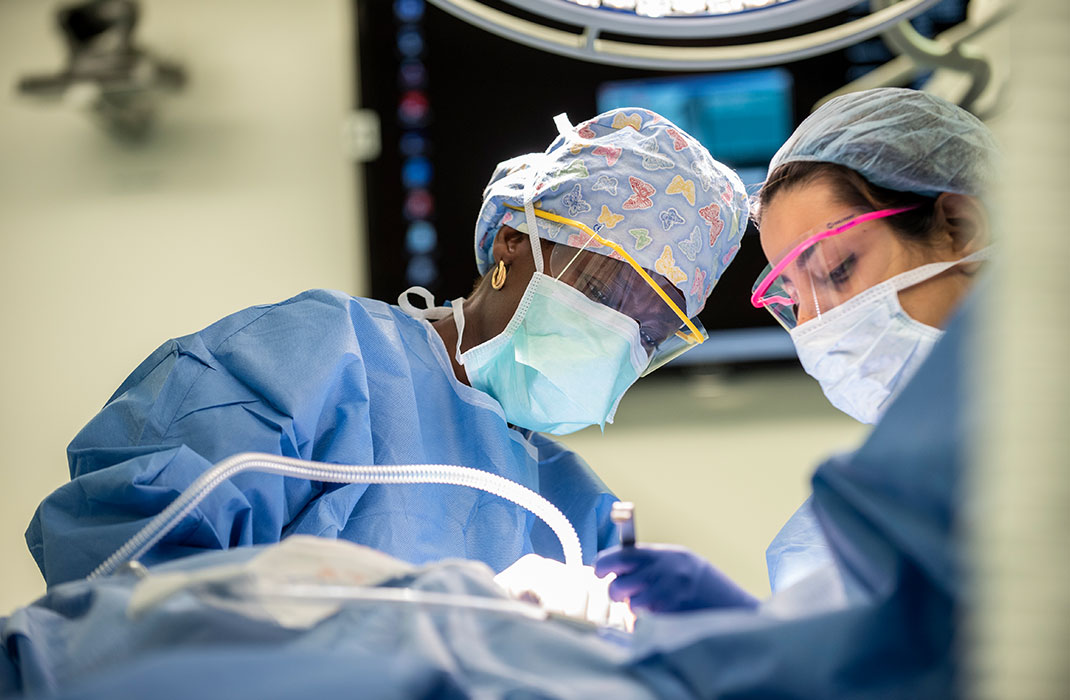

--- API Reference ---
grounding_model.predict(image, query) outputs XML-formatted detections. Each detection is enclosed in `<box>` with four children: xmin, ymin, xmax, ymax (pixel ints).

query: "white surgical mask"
<box><xmin>790</xmin><ymin>248</ymin><xmax>989</xmax><ymax>424</ymax></box>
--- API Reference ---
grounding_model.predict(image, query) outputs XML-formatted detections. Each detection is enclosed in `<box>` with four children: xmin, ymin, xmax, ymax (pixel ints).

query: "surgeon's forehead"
<box><xmin>795</xmin><ymin>231</ymin><xmax>853</xmax><ymax>269</ymax></box>
<box><xmin>758</xmin><ymin>180</ymin><xmax>845</xmax><ymax>259</ymax></box>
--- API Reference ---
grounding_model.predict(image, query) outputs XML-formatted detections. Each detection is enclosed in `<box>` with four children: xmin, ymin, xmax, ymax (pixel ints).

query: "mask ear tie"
<box><xmin>553</xmin><ymin>112</ymin><xmax>574</xmax><ymax>138</ymax></box>
<box><xmin>398</xmin><ymin>286</ymin><xmax>451</xmax><ymax>321</ymax></box>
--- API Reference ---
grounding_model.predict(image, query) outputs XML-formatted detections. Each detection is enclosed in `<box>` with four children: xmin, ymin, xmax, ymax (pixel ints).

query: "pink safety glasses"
<box><xmin>750</xmin><ymin>207</ymin><xmax>918</xmax><ymax>329</ymax></box>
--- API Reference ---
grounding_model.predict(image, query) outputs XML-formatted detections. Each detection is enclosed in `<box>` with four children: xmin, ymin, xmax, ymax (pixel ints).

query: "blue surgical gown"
<box><xmin>765</xmin><ymin>496</ymin><xmax>869</xmax><ymax>606</ymax></box>
<box><xmin>25</xmin><ymin>289</ymin><xmax>620</xmax><ymax>586</ymax></box>
<box><xmin>766</xmin><ymin>496</ymin><xmax>831</xmax><ymax>593</ymax></box>
<box><xmin>2</xmin><ymin>291</ymin><xmax>974</xmax><ymax>698</ymax></box>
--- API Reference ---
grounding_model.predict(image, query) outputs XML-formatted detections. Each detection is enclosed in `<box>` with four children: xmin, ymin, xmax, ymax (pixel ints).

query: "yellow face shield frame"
<box><xmin>504</xmin><ymin>204</ymin><xmax>707</xmax><ymax>350</ymax></box>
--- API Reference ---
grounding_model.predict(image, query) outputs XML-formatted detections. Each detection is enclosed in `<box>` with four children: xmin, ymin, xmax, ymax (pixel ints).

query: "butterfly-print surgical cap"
<box><xmin>474</xmin><ymin>107</ymin><xmax>749</xmax><ymax>319</ymax></box>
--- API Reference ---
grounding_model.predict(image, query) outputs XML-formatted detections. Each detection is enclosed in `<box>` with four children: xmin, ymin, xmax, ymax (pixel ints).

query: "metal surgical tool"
<box><xmin>610</xmin><ymin>501</ymin><xmax>636</xmax><ymax>548</ymax></box>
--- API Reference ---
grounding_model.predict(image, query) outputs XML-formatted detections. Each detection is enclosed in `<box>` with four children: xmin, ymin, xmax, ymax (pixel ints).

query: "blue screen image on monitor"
<box><xmin>597</xmin><ymin>69</ymin><xmax>794</xmax><ymax>191</ymax></box>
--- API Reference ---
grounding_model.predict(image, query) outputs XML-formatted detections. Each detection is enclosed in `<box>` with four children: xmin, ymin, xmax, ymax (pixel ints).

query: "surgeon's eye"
<box><xmin>638</xmin><ymin>327</ymin><xmax>658</xmax><ymax>351</ymax></box>
<box><xmin>580</xmin><ymin>277</ymin><xmax>610</xmax><ymax>306</ymax></box>
<box><xmin>828</xmin><ymin>255</ymin><xmax>856</xmax><ymax>287</ymax></box>
<box><xmin>638</xmin><ymin>318</ymin><xmax>679</xmax><ymax>353</ymax></box>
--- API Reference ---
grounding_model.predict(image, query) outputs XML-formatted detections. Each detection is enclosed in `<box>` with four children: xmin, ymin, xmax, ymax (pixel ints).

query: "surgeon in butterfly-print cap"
<box><xmin>27</xmin><ymin>106</ymin><xmax>747</xmax><ymax>599</ymax></box>
<box><xmin>435</xmin><ymin>106</ymin><xmax>749</xmax><ymax>440</ymax></box>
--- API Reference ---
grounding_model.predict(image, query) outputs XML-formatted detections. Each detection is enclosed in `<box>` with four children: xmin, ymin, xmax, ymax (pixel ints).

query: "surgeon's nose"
<box><xmin>795</xmin><ymin>295</ymin><xmax>818</xmax><ymax>326</ymax></box>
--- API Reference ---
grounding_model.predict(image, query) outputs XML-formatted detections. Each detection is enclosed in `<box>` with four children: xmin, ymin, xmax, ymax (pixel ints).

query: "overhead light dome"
<box><xmin>426</xmin><ymin>0</ymin><xmax>947</xmax><ymax>70</ymax></box>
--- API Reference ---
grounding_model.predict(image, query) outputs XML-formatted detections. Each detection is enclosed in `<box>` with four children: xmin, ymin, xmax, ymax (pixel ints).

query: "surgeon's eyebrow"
<box><xmin>797</xmin><ymin>243</ymin><xmax>818</xmax><ymax>265</ymax></box>
<box><xmin>779</xmin><ymin>243</ymin><xmax>830</xmax><ymax>290</ymax></box>
<box><xmin>776</xmin><ymin>243</ymin><xmax>816</xmax><ymax>286</ymax></box>
<box><xmin>796</xmin><ymin>237</ymin><xmax>847</xmax><ymax>276</ymax></box>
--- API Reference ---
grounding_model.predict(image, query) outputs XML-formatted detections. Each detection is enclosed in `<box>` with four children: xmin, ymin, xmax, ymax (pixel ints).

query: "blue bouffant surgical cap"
<box><xmin>474</xmin><ymin>107</ymin><xmax>749</xmax><ymax>319</ymax></box>
<box><xmin>767</xmin><ymin>88</ymin><xmax>998</xmax><ymax>199</ymax></box>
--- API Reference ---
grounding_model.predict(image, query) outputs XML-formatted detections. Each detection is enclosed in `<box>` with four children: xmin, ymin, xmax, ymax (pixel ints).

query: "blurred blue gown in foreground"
<box><xmin>1</xmin><ymin>293</ymin><xmax>975</xmax><ymax>698</ymax></box>
<box><xmin>25</xmin><ymin>289</ymin><xmax>620</xmax><ymax>586</ymax></box>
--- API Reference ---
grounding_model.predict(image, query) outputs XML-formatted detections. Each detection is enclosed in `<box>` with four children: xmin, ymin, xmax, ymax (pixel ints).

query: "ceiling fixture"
<box><xmin>425</xmin><ymin>0</ymin><xmax>949</xmax><ymax>71</ymax></box>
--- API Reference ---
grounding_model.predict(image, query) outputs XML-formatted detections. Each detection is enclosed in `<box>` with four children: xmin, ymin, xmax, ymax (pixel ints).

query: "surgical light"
<box><xmin>425</xmin><ymin>0</ymin><xmax>948</xmax><ymax>70</ymax></box>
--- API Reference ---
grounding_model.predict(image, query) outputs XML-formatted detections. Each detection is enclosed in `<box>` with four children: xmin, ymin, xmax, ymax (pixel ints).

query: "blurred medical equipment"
<box><xmin>130</xmin><ymin>537</ymin><xmax>631</xmax><ymax>637</ymax></box>
<box><xmin>610</xmin><ymin>501</ymin><xmax>635</xmax><ymax>548</ymax></box>
<box><xmin>128</xmin><ymin>536</ymin><xmax>568</xmax><ymax>629</ymax></box>
<box><xmin>89</xmin><ymin>452</ymin><xmax>584</xmax><ymax>580</ymax></box>
<box><xmin>128</xmin><ymin>536</ymin><xmax>420</xmax><ymax>627</ymax></box>
<box><xmin>427</xmin><ymin>0</ymin><xmax>973</xmax><ymax>73</ymax></box>
<box><xmin>4</xmin><ymin>554</ymin><xmax>654</xmax><ymax>699</ymax></box>
<box><xmin>493</xmin><ymin>553</ymin><xmax>635</xmax><ymax>629</ymax></box>
<box><xmin>129</xmin><ymin>530</ymin><xmax>629</xmax><ymax>633</ymax></box>
<box><xmin>15</xmin><ymin>0</ymin><xmax>186</xmax><ymax>139</ymax></box>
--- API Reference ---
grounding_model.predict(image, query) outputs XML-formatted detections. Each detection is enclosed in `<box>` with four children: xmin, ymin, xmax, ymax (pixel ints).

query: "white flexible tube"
<box><xmin>87</xmin><ymin>452</ymin><xmax>583</xmax><ymax>580</ymax></box>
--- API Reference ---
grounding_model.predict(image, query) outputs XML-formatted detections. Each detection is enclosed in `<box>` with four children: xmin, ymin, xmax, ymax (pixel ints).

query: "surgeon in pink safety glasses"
<box><xmin>596</xmin><ymin>88</ymin><xmax>997</xmax><ymax>614</ymax></box>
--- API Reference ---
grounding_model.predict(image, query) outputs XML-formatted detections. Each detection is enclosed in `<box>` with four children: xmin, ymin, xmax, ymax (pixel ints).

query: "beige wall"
<box><xmin>0</xmin><ymin>0</ymin><xmax>363</xmax><ymax>614</ymax></box>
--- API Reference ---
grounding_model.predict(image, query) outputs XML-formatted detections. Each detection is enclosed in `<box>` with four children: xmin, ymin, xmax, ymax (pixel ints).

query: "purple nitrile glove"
<box><xmin>594</xmin><ymin>544</ymin><xmax>758</xmax><ymax>614</ymax></box>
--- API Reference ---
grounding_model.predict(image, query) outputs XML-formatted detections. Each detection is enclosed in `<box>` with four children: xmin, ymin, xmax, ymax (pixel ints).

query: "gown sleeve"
<box><xmin>526</xmin><ymin>430</ymin><xmax>620</xmax><ymax>563</ymax></box>
<box><xmin>26</xmin><ymin>293</ymin><xmax>368</xmax><ymax>586</ymax></box>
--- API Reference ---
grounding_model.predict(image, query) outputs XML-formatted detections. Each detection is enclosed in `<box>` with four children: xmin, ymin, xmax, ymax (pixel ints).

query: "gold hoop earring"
<box><xmin>490</xmin><ymin>260</ymin><xmax>507</xmax><ymax>290</ymax></box>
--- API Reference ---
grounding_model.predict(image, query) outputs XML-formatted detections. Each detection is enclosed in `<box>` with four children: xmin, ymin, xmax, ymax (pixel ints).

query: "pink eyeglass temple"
<box><xmin>749</xmin><ymin>206</ymin><xmax>918</xmax><ymax>308</ymax></box>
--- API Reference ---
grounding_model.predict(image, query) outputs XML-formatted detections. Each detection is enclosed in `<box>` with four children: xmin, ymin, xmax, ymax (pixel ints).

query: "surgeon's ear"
<box><xmin>491</xmin><ymin>226</ymin><xmax>531</xmax><ymax>266</ymax></box>
<box><xmin>934</xmin><ymin>193</ymin><xmax>989</xmax><ymax>254</ymax></box>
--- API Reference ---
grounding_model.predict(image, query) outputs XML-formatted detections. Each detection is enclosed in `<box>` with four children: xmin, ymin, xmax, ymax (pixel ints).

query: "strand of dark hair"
<box><xmin>757</xmin><ymin>162</ymin><xmax>940</xmax><ymax>245</ymax></box>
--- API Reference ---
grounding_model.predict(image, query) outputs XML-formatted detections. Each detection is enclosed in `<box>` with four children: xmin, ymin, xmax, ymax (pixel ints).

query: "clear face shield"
<box><xmin>750</xmin><ymin>207</ymin><xmax>919</xmax><ymax>330</ymax></box>
<box><xmin>508</xmin><ymin>206</ymin><xmax>707</xmax><ymax>376</ymax></box>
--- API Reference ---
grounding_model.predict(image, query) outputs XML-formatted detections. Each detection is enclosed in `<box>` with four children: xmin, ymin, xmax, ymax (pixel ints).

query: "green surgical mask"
<box><xmin>452</xmin><ymin>272</ymin><xmax>647</xmax><ymax>436</ymax></box>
